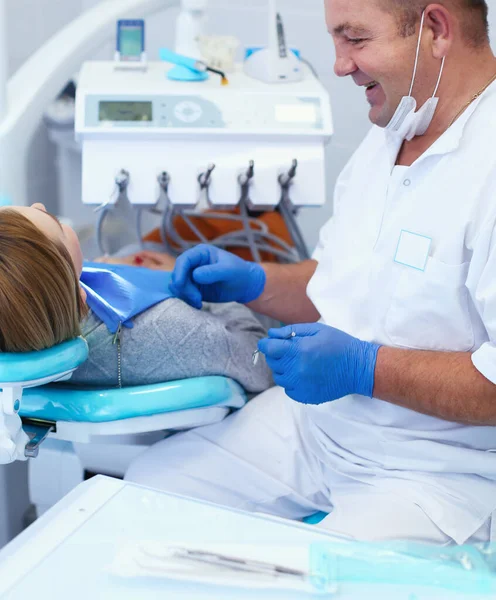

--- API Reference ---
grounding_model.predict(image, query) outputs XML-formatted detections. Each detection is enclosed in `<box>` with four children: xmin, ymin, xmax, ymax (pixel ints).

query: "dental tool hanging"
<box><xmin>278</xmin><ymin>160</ymin><xmax>310</xmax><ymax>260</ymax></box>
<box><xmin>95</xmin><ymin>169</ymin><xmax>140</xmax><ymax>256</ymax></box>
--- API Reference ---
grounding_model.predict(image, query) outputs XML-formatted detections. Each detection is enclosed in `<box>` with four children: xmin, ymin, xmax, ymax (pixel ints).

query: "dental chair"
<box><xmin>0</xmin><ymin>337</ymin><xmax>246</xmax><ymax>517</ymax></box>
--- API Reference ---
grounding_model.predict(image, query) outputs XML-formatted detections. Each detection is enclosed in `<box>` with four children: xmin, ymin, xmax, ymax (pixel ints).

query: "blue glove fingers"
<box><xmin>168</xmin><ymin>279</ymin><xmax>202</xmax><ymax>309</ymax></box>
<box><xmin>272</xmin><ymin>375</ymin><xmax>298</xmax><ymax>399</ymax></box>
<box><xmin>264</xmin><ymin>356</ymin><xmax>286</xmax><ymax>376</ymax></box>
<box><xmin>192</xmin><ymin>263</ymin><xmax>240</xmax><ymax>286</ymax></box>
<box><xmin>268</xmin><ymin>323</ymin><xmax>322</xmax><ymax>339</ymax></box>
<box><xmin>169</xmin><ymin>245</ymin><xmax>218</xmax><ymax>308</ymax></box>
<box><xmin>258</xmin><ymin>338</ymin><xmax>293</xmax><ymax>360</ymax></box>
<box><xmin>267</xmin><ymin>326</ymin><xmax>294</xmax><ymax>339</ymax></box>
<box><xmin>272</xmin><ymin>373</ymin><xmax>290</xmax><ymax>389</ymax></box>
<box><xmin>171</xmin><ymin>245</ymin><xmax>213</xmax><ymax>291</ymax></box>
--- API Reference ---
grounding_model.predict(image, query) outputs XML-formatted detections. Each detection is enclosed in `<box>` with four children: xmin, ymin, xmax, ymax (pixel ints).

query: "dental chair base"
<box><xmin>23</xmin><ymin>378</ymin><xmax>246</xmax><ymax>516</ymax></box>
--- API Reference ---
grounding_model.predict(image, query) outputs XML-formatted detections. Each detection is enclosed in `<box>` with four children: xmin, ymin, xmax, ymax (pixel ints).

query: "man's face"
<box><xmin>325</xmin><ymin>0</ymin><xmax>430</xmax><ymax>127</ymax></box>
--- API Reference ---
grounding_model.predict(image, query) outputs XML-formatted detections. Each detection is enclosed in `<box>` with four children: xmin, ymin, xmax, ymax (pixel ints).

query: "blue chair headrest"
<box><xmin>0</xmin><ymin>337</ymin><xmax>89</xmax><ymax>384</ymax></box>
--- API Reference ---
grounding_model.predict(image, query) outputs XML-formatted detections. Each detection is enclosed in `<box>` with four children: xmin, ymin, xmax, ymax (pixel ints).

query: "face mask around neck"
<box><xmin>386</xmin><ymin>10</ymin><xmax>446</xmax><ymax>141</ymax></box>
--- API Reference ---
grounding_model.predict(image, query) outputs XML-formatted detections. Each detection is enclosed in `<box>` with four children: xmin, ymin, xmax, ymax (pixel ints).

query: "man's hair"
<box><xmin>0</xmin><ymin>209</ymin><xmax>87</xmax><ymax>352</ymax></box>
<box><xmin>381</xmin><ymin>1</ymin><xmax>489</xmax><ymax>47</ymax></box>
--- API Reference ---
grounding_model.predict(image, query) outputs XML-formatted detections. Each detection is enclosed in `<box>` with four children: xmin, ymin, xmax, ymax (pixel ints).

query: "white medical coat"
<box><xmin>303</xmin><ymin>82</ymin><xmax>496</xmax><ymax>544</ymax></box>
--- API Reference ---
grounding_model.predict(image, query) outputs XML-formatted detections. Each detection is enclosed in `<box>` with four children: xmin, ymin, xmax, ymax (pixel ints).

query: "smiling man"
<box><xmin>127</xmin><ymin>1</ymin><xmax>496</xmax><ymax>546</ymax></box>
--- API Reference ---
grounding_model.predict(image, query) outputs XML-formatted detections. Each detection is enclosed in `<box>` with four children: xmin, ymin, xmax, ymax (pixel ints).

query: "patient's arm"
<box><xmin>94</xmin><ymin>251</ymin><xmax>176</xmax><ymax>271</ymax></box>
<box><xmin>70</xmin><ymin>298</ymin><xmax>273</xmax><ymax>392</ymax></box>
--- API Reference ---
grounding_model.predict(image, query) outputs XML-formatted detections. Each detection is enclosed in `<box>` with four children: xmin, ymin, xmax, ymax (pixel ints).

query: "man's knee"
<box><xmin>316</xmin><ymin>491</ymin><xmax>452</xmax><ymax>545</ymax></box>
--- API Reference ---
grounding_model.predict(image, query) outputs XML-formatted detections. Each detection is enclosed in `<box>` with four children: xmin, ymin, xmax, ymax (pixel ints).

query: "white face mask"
<box><xmin>386</xmin><ymin>10</ymin><xmax>446</xmax><ymax>141</ymax></box>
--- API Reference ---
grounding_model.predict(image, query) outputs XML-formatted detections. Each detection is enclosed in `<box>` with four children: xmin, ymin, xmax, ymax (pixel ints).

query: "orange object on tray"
<box><xmin>143</xmin><ymin>208</ymin><xmax>294</xmax><ymax>262</ymax></box>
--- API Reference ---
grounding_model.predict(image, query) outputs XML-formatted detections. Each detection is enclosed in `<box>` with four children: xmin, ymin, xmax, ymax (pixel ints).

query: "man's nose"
<box><xmin>334</xmin><ymin>54</ymin><xmax>357</xmax><ymax>78</ymax></box>
<box><xmin>31</xmin><ymin>203</ymin><xmax>47</xmax><ymax>212</ymax></box>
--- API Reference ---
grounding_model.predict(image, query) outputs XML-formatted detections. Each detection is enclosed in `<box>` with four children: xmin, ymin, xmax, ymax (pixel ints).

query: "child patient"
<box><xmin>0</xmin><ymin>204</ymin><xmax>273</xmax><ymax>392</ymax></box>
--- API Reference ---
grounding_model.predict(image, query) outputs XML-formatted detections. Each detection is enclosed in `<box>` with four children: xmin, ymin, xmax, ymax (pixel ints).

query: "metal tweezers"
<box><xmin>142</xmin><ymin>546</ymin><xmax>308</xmax><ymax>580</ymax></box>
<box><xmin>252</xmin><ymin>328</ymin><xmax>296</xmax><ymax>366</ymax></box>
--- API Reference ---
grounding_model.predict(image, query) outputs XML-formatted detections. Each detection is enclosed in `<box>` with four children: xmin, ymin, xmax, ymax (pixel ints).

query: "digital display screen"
<box><xmin>275</xmin><ymin>104</ymin><xmax>317</xmax><ymax>124</ymax></box>
<box><xmin>99</xmin><ymin>101</ymin><xmax>153</xmax><ymax>122</ymax></box>
<box><xmin>119</xmin><ymin>26</ymin><xmax>143</xmax><ymax>58</ymax></box>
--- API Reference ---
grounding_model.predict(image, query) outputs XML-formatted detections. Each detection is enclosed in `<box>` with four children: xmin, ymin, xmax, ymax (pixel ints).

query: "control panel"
<box><xmin>85</xmin><ymin>94</ymin><xmax>324</xmax><ymax>132</ymax></box>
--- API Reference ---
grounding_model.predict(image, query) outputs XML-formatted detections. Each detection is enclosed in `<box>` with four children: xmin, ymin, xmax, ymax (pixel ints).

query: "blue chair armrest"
<box><xmin>21</xmin><ymin>376</ymin><xmax>246</xmax><ymax>423</ymax></box>
<box><xmin>0</xmin><ymin>338</ymin><xmax>89</xmax><ymax>384</ymax></box>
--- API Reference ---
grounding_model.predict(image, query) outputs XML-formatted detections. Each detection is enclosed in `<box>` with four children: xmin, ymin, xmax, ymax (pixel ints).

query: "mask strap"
<box><xmin>408</xmin><ymin>10</ymin><xmax>426</xmax><ymax>97</ymax></box>
<box><xmin>431</xmin><ymin>56</ymin><xmax>446</xmax><ymax>98</ymax></box>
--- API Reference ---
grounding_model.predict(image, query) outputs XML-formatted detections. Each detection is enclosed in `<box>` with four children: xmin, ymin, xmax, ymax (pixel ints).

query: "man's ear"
<box><xmin>425</xmin><ymin>4</ymin><xmax>454</xmax><ymax>59</ymax></box>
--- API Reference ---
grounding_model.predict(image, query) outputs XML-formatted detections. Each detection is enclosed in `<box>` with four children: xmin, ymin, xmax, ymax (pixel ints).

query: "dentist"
<box><xmin>127</xmin><ymin>0</ymin><xmax>496</xmax><ymax>546</ymax></box>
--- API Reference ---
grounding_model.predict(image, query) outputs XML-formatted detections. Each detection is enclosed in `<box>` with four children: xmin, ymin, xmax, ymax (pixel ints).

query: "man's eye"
<box><xmin>348</xmin><ymin>38</ymin><xmax>366</xmax><ymax>45</ymax></box>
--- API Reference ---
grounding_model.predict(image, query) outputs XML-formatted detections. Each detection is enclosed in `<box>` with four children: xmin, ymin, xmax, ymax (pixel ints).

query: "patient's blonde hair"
<box><xmin>0</xmin><ymin>209</ymin><xmax>87</xmax><ymax>352</ymax></box>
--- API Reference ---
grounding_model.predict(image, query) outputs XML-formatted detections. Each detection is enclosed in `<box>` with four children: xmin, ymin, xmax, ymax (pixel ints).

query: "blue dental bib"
<box><xmin>80</xmin><ymin>262</ymin><xmax>175</xmax><ymax>334</ymax></box>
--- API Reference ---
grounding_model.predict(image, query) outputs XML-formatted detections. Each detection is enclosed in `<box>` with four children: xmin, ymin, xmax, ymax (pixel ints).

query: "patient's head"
<box><xmin>0</xmin><ymin>205</ymin><xmax>87</xmax><ymax>352</ymax></box>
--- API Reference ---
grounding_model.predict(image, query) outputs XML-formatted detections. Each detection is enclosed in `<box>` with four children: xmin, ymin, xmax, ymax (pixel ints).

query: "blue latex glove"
<box><xmin>169</xmin><ymin>244</ymin><xmax>266</xmax><ymax>309</ymax></box>
<box><xmin>258</xmin><ymin>323</ymin><xmax>381</xmax><ymax>404</ymax></box>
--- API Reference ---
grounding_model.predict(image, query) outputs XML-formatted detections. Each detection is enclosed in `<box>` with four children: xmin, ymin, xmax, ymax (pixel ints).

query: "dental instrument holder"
<box><xmin>140</xmin><ymin>164</ymin><xmax>297</xmax><ymax>263</ymax></box>
<box><xmin>155</xmin><ymin>169</ymin><xmax>215</xmax><ymax>255</ymax></box>
<box><xmin>136</xmin><ymin>170</ymin><xmax>184</xmax><ymax>256</ymax></box>
<box><xmin>153</xmin><ymin>171</ymin><xmax>171</xmax><ymax>215</ymax></box>
<box><xmin>155</xmin><ymin>171</ymin><xmax>185</xmax><ymax>256</ymax></box>
<box><xmin>278</xmin><ymin>159</ymin><xmax>310</xmax><ymax>260</ymax></box>
<box><xmin>147</xmin><ymin>160</ymin><xmax>306</xmax><ymax>263</ymax></box>
<box><xmin>95</xmin><ymin>169</ymin><xmax>140</xmax><ymax>256</ymax></box>
<box><xmin>198</xmin><ymin>163</ymin><xmax>216</xmax><ymax>205</ymax></box>
<box><xmin>238</xmin><ymin>160</ymin><xmax>255</xmax><ymax>202</ymax></box>
<box><xmin>237</xmin><ymin>161</ymin><xmax>261</xmax><ymax>262</ymax></box>
<box><xmin>243</xmin><ymin>1</ymin><xmax>302</xmax><ymax>84</ymax></box>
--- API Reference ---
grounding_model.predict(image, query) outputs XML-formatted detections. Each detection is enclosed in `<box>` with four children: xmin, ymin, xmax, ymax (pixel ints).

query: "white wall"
<box><xmin>4</xmin><ymin>0</ymin><xmax>84</xmax><ymax>216</ymax></box>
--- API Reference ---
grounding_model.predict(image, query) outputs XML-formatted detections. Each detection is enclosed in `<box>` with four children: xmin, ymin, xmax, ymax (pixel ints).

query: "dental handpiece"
<box><xmin>252</xmin><ymin>329</ymin><xmax>296</xmax><ymax>366</ymax></box>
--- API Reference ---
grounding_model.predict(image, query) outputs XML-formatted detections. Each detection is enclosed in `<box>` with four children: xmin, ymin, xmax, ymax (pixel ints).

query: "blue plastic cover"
<box><xmin>20</xmin><ymin>376</ymin><xmax>246</xmax><ymax>423</ymax></box>
<box><xmin>302</xmin><ymin>512</ymin><xmax>328</xmax><ymax>525</ymax></box>
<box><xmin>0</xmin><ymin>338</ymin><xmax>88</xmax><ymax>384</ymax></box>
<box><xmin>80</xmin><ymin>262</ymin><xmax>174</xmax><ymax>334</ymax></box>
<box><xmin>167</xmin><ymin>65</ymin><xmax>209</xmax><ymax>82</ymax></box>
<box><xmin>244</xmin><ymin>46</ymin><xmax>301</xmax><ymax>59</ymax></box>
<box><xmin>159</xmin><ymin>47</ymin><xmax>200</xmax><ymax>71</ymax></box>
<box><xmin>310</xmin><ymin>541</ymin><xmax>496</xmax><ymax>594</ymax></box>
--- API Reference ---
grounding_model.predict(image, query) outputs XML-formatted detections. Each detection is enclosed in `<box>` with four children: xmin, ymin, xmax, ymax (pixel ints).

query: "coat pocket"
<box><xmin>385</xmin><ymin>258</ymin><xmax>474</xmax><ymax>352</ymax></box>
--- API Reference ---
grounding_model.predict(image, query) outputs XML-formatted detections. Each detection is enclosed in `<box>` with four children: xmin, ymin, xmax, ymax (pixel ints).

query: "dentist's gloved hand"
<box><xmin>169</xmin><ymin>244</ymin><xmax>266</xmax><ymax>309</ymax></box>
<box><xmin>258</xmin><ymin>323</ymin><xmax>381</xmax><ymax>404</ymax></box>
